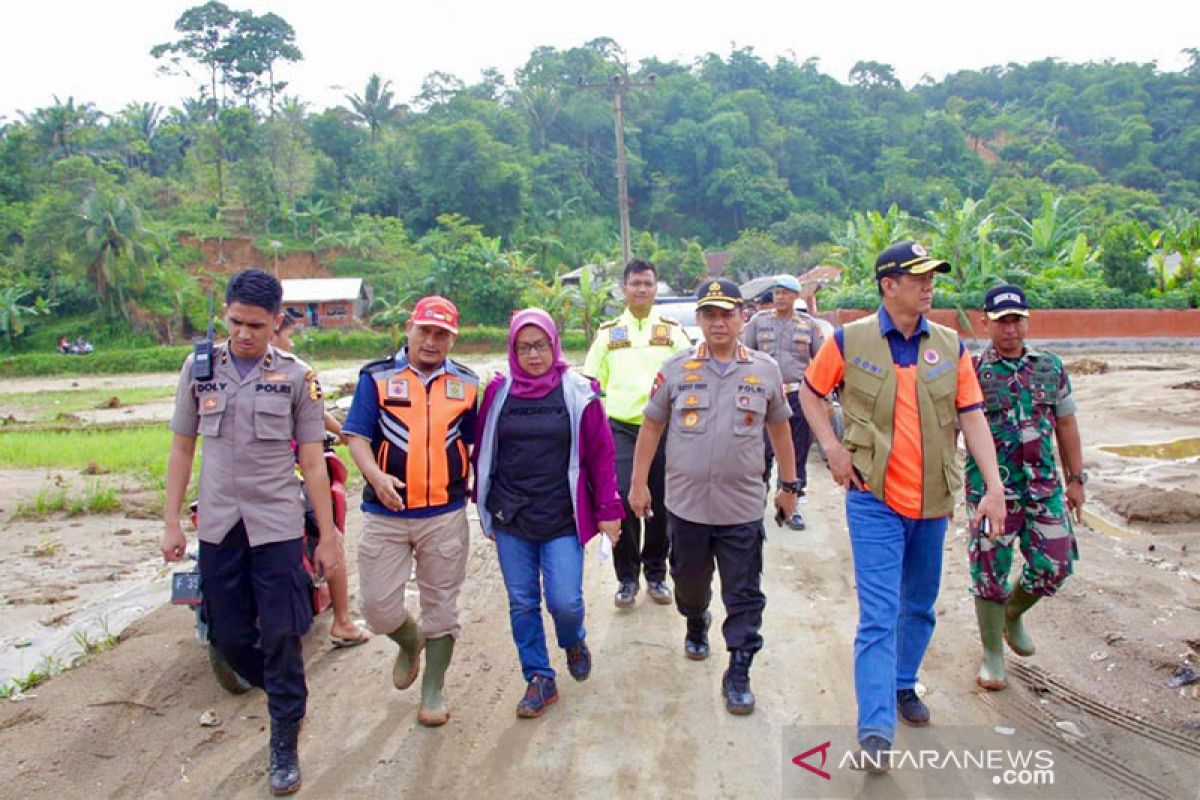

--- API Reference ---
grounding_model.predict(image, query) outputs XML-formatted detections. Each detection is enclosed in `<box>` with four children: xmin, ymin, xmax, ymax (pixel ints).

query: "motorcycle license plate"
<box><xmin>171</xmin><ymin>571</ymin><xmax>203</xmax><ymax>606</ymax></box>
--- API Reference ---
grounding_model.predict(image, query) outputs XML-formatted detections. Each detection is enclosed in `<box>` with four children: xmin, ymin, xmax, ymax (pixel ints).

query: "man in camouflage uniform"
<box><xmin>966</xmin><ymin>285</ymin><xmax>1086</xmax><ymax>691</ymax></box>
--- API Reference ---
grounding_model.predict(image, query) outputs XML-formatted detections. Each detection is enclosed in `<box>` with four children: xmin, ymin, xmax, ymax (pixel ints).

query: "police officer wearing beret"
<box><xmin>967</xmin><ymin>285</ymin><xmax>1084</xmax><ymax>692</ymax></box>
<box><xmin>629</xmin><ymin>278</ymin><xmax>799</xmax><ymax>716</ymax></box>
<box><xmin>743</xmin><ymin>274</ymin><xmax>825</xmax><ymax>530</ymax></box>
<box><xmin>583</xmin><ymin>259</ymin><xmax>691</xmax><ymax>609</ymax></box>
<box><xmin>162</xmin><ymin>269</ymin><xmax>341</xmax><ymax>795</ymax></box>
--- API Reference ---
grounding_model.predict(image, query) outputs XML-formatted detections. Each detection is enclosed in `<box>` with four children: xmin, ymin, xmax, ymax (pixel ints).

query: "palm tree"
<box><xmin>67</xmin><ymin>192</ymin><xmax>160</xmax><ymax>322</ymax></box>
<box><xmin>21</xmin><ymin>95</ymin><xmax>102</xmax><ymax>161</ymax></box>
<box><xmin>346</xmin><ymin>74</ymin><xmax>405</xmax><ymax>144</ymax></box>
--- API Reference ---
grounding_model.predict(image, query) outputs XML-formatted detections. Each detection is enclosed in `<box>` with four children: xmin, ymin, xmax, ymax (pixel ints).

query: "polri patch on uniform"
<box><xmin>737</xmin><ymin>394</ymin><xmax>751</xmax><ymax>408</ymax></box>
<box><xmin>685</xmin><ymin>394</ymin><xmax>699</xmax><ymax>407</ymax></box>
<box><xmin>307</xmin><ymin>376</ymin><xmax>323</xmax><ymax>401</ymax></box>
<box><xmin>650</xmin><ymin>324</ymin><xmax>672</xmax><ymax>346</ymax></box>
<box><xmin>202</xmin><ymin>396</ymin><xmax>220</xmax><ymax>411</ymax></box>
<box><xmin>608</xmin><ymin>326</ymin><xmax>631</xmax><ymax>349</ymax></box>
<box><xmin>682</xmin><ymin>410</ymin><xmax>700</xmax><ymax>429</ymax></box>
<box><xmin>388</xmin><ymin>378</ymin><xmax>409</xmax><ymax>400</ymax></box>
<box><xmin>445</xmin><ymin>379</ymin><xmax>465</xmax><ymax>400</ymax></box>
<box><xmin>924</xmin><ymin>348</ymin><xmax>940</xmax><ymax>365</ymax></box>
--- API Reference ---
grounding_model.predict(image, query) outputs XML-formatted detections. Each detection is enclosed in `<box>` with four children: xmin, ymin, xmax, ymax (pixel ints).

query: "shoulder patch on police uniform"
<box><xmin>650</xmin><ymin>323</ymin><xmax>673</xmax><ymax>346</ymax></box>
<box><xmin>659</xmin><ymin>316</ymin><xmax>680</xmax><ymax>326</ymax></box>
<box><xmin>608</xmin><ymin>326</ymin><xmax>631</xmax><ymax>349</ymax></box>
<box><xmin>306</xmin><ymin>370</ymin><xmax>323</xmax><ymax>401</ymax></box>
<box><xmin>599</xmin><ymin>318</ymin><xmax>619</xmax><ymax>330</ymax></box>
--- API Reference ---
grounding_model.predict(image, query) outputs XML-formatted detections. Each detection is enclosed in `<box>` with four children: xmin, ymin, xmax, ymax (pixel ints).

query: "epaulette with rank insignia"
<box><xmin>598</xmin><ymin>319</ymin><xmax>619</xmax><ymax>330</ymax></box>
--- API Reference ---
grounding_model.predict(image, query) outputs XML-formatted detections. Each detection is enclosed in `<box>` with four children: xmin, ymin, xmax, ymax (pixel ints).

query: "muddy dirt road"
<box><xmin>1</xmin><ymin>353</ymin><xmax>1198</xmax><ymax>798</ymax></box>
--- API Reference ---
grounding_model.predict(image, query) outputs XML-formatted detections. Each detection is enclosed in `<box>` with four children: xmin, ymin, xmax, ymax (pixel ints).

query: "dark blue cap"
<box><xmin>984</xmin><ymin>284</ymin><xmax>1029</xmax><ymax>319</ymax></box>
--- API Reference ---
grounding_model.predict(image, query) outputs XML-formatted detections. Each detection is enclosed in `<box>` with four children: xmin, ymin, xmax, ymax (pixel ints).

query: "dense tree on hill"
<box><xmin>2</xmin><ymin>11</ymin><xmax>1199</xmax><ymax>349</ymax></box>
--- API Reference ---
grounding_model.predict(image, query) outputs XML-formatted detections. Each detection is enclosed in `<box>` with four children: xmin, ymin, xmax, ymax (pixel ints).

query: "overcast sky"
<box><xmin>2</xmin><ymin>0</ymin><xmax>1197</xmax><ymax>118</ymax></box>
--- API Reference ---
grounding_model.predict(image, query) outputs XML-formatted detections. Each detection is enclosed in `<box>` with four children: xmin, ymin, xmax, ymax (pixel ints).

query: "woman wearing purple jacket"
<box><xmin>474</xmin><ymin>309</ymin><xmax>624</xmax><ymax>718</ymax></box>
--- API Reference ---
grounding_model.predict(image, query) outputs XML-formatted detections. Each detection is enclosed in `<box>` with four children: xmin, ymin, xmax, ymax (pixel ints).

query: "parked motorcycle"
<box><xmin>170</xmin><ymin>434</ymin><xmax>349</xmax><ymax>694</ymax></box>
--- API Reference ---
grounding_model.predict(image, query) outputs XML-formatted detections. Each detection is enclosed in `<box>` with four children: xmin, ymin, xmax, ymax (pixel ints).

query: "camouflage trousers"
<box><xmin>967</xmin><ymin>489</ymin><xmax>1078</xmax><ymax>603</ymax></box>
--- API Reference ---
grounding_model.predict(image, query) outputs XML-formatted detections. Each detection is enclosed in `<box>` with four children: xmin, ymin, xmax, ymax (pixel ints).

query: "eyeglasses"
<box><xmin>516</xmin><ymin>340</ymin><xmax>551</xmax><ymax>356</ymax></box>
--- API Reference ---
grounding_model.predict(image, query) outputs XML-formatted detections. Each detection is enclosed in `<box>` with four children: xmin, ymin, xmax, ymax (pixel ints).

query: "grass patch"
<box><xmin>0</xmin><ymin>655</ymin><xmax>65</xmax><ymax>699</ymax></box>
<box><xmin>0</xmin><ymin>346</ymin><xmax>190</xmax><ymax>378</ymax></box>
<box><xmin>0</xmin><ymin>386</ymin><xmax>176</xmax><ymax>424</ymax></box>
<box><xmin>0</xmin><ymin>427</ymin><xmax>174</xmax><ymax>484</ymax></box>
<box><xmin>13</xmin><ymin>481</ymin><xmax>123</xmax><ymax>520</ymax></box>
<box><xmin>73</xmin><ymin>618</ymin><xmax>119</xmax><ymax>662</ymax></box>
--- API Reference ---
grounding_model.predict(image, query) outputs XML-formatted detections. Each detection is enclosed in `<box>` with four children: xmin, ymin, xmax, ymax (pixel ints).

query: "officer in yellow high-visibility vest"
<box><xmin>583</xmin><ymin>259</ymin><xmax>691</xmax><ymax>609</ymax></box>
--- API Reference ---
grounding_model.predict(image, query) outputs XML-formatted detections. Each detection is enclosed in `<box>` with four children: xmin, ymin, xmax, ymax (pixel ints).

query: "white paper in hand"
<box><xmin>599</xmin><ymin>534</ymin><xmax>613</xmax><ymax>562</ymax></box>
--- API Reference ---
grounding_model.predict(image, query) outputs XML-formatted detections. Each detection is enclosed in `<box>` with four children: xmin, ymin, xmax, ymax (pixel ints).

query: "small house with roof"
<box><xmin>281</xmin><ymin>278</ymin><xmax>371</xmax><ymax>328</ymax></box>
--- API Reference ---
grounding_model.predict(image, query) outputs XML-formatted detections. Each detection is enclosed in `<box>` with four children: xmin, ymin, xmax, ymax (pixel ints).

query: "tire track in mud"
<box><xmin>1010</xmin><ymin>660</ymin><xmax>1200</xmax><ymax>758</ymax></box>
<box><xmin>970</xmin><ymin>659</ymin><xmax>1200</xmax><ymax>800</ymax></box>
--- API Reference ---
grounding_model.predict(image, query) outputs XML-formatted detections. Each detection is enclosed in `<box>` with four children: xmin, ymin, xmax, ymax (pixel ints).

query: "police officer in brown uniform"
<box><xmin>629</xmin><ymin>278</ymin><xmax>799</xmax><ymax>716</ymax></box>
<box><xmin>162</xmin><ymin>269</ymin><xmax>341</xmax><ymax>796</ymax></box>
<box><xmin>743</xmin><ymin>274</ymin><xmax>825</xmax><ymax>530</ymax></box>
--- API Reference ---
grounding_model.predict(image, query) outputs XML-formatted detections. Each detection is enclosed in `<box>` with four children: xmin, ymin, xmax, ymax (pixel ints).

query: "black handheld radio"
<box><xmin>193</xmin><ymin>291</ymin><xmax>216</xmax><ymax>381</ymax></box>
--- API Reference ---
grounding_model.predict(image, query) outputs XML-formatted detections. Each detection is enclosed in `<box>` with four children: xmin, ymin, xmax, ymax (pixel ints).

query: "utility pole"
<box><xmin>580</xmin><ymin>72</ymin><xmax>657</xmax><ymax>265</ymax></box>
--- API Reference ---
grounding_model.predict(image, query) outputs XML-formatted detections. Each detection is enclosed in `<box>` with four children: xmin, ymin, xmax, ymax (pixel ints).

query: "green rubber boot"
<box><xmin>974</xmin><ymin>598</ymin><xmax>1008</xmax><ymax>691</ymax></box>
<box><xmin>417</xmin><ymin>635</ymin><xmax>455</xmax><ymax>727</ymax></box>
<box><xmin>387</xmin><ymin>617</ymin><xmax>424</xmax><ymax>691</ymax></box>
<box><xmin>1005</xmin><ymin>585</ymin><xmax>1040</xmax><ymax>657</ymax></box>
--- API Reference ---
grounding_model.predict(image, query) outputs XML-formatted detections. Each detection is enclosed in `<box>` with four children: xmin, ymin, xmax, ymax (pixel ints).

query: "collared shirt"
<box><xmin>805</xmin><ymin>305</ymin><xmax>984</xmax><ymax>518</ymax></box>
<box><xmin>965</xmin><ymin>344</ymin><xmax>1076</xmax><ymax>503</ymax></box>
<box><xmin>743</xmin><ymin>309</ymin><xmax>824</xmax><ymax>383</ymax></box>
<box><xmin>583</xmin><ymin>307</ymin><xmax>691</xmax><ymax>425</ymax></box>
<box><xmin>170</xmin><ymin>343</ymin><xmax>326</xmax><ymax>546</ymax></box>
<box><xmin>644</xmin><ymin>342</ymin><xmax>791</xmax><ymax>525</ymax></box>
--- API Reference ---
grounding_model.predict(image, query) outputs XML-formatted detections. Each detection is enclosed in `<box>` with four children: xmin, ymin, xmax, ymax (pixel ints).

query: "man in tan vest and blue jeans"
<box><xmin>800</xmin><ymin>242</ymin><xmax>1006</xmax><ymax>771</ymax></box>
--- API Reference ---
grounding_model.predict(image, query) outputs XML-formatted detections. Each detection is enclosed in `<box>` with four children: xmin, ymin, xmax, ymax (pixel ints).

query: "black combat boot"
<box><xmin>269</xmin><ymin>718</ymin><xmax>302</xmax><ymax>796</ymax></box>
<box><xmin>721</xmin><ymin>650</ymin><xmax>756</xmax><ymax>715</ymax></box>
<box><xmin>684</xmin><ymin>611</ymin><xmax>711</xmax><ymax>661</ymax></box>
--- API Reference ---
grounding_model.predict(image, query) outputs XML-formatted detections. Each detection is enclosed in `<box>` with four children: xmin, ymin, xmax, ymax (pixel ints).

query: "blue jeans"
<box><xmin>846</xmin><ymin>489</ymin><xmax>947</xmax><ymax>743</ymax></box>
<box><xmin>494</xmin><ymin>531</ymin><xmax>586</xmax><ymax>681</ymax></box>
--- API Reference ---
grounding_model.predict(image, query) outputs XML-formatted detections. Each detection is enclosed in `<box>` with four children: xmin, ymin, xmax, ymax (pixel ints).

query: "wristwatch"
<box><xmin>1066</xmin><ymin>471</ymin><xmax>1088</xmax><ymax>486</ymax></box>
<box><xmin>779</xmin><ymin>480</ymin><xmax>805</xmax><ymax>495</ymax></box>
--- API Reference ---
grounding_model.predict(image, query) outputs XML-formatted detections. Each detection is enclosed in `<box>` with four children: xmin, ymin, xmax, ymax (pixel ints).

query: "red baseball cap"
<box><xmin>411</xmin><ymin>296</ymin><xmax>459</xmax><ymax>334</ymax></box>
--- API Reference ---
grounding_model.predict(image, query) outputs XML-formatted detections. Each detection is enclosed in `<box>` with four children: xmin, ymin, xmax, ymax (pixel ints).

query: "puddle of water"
<box><xmin>1</xmin><ymin>562</ymin><xmax>171</xmax><ymax>688</ymax></box>
<box><xmin>1081</xmin><ymin>508</ymin><xmax>1138</xmax><ymax>540</ymax></box>
<box><xmin>1100</xmin><ymin>437</ymin><xmax>1200</xmax><ymax>460</ymax></box>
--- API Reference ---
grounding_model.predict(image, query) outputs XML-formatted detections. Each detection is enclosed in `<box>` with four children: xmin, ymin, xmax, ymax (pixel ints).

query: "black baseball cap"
<box><xmin>696</xmin><ymin>278</ymin><xmax>742</xmax><ymax>310</ymax></box>
<box><xmin>984</xmin><ymin>284</ymin><xmax>1029</xmax><ymax>320</ymax></box>
<box><xmin>874</xmin><ymin>241</ymin><xmax>951</xmax><ymax>278</ymax></box>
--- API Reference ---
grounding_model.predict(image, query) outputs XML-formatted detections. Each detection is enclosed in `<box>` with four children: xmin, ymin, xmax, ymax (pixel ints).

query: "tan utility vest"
<box><xmin>840</xmin><ymin>314</ymin><xmax>961</xmax><ymax>518</ymax></box>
